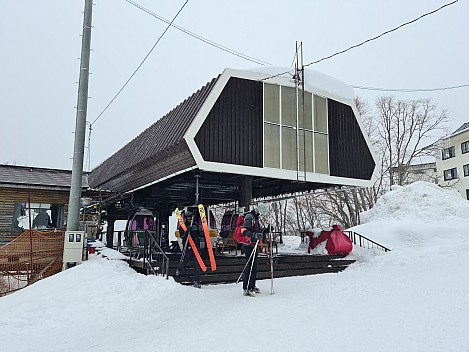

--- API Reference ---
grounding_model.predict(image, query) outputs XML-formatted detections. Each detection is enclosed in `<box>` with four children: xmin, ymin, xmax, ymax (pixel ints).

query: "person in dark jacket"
<box><xmin>240</xmin><ymin>209</ymin><xmax>262</xmax><ymax>297</ymax></box>
<box><xmin>176</xmin><ymin>211</ymin><xmax>204</xmax><ymax>288</ymax></box>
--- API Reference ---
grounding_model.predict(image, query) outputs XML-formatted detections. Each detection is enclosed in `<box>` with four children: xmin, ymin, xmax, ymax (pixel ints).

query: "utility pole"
<box><xmin>67</xmin><ymin>0</ymin><xmax>93</xmax><ymax>231</ymax></box>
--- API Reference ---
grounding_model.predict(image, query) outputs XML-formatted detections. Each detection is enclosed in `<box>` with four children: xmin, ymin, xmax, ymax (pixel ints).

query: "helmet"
<box><xmin>185</xmin><ymin>211</ymin><xmax>193</xmax><ymax>219</ymax></box>
<box><xmin>242</xmin><ymin>213</ymin><xmax>254</xmax><ymax>229</ymax></box>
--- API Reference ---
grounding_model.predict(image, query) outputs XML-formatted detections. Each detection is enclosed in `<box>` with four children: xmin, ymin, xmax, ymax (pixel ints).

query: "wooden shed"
<box><xmin>0</xmin><ymin>164</ymin><xmax>89</xmax><ymax>245</ymax></box>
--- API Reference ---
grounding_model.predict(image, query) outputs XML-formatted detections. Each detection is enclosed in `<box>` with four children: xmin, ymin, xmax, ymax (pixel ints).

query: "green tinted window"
<box><xmin>314</xmin><ymin>132</ymin><xmax>329</xmax><ymax>174</ymax></box>
<box><xmin>264</xmin><ymin>123</ymin><xmax>280</xmax><ymax>168</ymax></box>
<box><xmin>264</xmin><ymin>83</ymin><xmax>280</xmax><ymax>124</ymax></box>
<box><xmin>282</xmin><ymin>127</ymin><xmax>297</xmax><ymax>170</ymax></box>
<box><xmin>281</xmin><ymin>86</ymin><xmax>296</xmax><ymax>127</ymax></box>
<box><xmin>314</xmin><ymin>95</ymin><xmax>327</xmax><ymax>133</ymax></box>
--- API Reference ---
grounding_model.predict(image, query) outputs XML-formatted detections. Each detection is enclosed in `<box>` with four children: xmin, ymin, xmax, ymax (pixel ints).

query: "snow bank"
<box><xmin>350</xmin><ymin>182</ymin><xmax>469</xmax><ymax>251</ymax></box>
<box><xmin>361</xmin><ymin>181</ymin><xmax>469</xmax><ymax>222</ymax></box>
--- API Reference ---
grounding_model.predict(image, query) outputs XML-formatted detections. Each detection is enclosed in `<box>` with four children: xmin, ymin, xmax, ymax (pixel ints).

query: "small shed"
<box><xmin>0</xmin><ymin>164</ymin><xmax>89</xmax><ymax>244</ymax></box>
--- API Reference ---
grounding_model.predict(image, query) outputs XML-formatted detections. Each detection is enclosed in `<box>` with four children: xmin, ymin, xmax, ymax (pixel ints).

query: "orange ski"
<box><xmin>175</xmin><ymin>208</ymin><xmax>207</xmax><ymax>272</ymax></box>
<box><xmin>198</xmin><ymin>204</ymin><xmax>216</xmax><ymax>271</ymax></box>
<box><xmin>187</xmin><ymin>235</ymin><xmax>207</xmax><ymax>272</ymax></box>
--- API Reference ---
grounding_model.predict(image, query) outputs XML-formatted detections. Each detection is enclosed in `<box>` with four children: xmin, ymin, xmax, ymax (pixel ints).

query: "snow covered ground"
<box><xmin>1</xmin><ymin>182</ymin><xmax>468</xmax><ymax>352</ymax></box>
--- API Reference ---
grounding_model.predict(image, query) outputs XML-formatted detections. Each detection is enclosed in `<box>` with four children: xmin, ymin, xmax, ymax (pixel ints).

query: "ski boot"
<box><xmin>193</xmin><ymin>281</ymin><xmax>201</xmax><ymax>289</ymax></box>
<box><xmin>243</xmin><ymin>289</ymin><xmax>256</xmax><ymax>297</ymax></box>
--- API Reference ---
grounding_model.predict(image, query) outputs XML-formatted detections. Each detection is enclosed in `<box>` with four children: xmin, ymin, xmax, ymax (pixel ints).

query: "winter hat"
<box><xmin>185</xmin><ymin>211</ymin><xmax>193</xmax><ymax>219</ymax></box>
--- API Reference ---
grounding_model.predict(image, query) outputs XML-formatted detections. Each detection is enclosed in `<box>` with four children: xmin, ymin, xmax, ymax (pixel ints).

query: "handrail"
<box><xmin>144</xmin><ymin>230</ymin><xmax>169</xmax><ymax>279</ymax></box>
<box><xmin>344</xmin><ymin>230</ymin><xmax>391</xmax><ymax>252</ymax></box>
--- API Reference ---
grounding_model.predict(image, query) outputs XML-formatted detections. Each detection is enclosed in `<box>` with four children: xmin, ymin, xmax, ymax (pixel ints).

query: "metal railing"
<box><xmin>143</xmin><ymin>230</ymin><xmax>169</xmax><ymax>279</ymax></box>
<box><xmin>344</xmin><ymin>231</ymin><xmax>391</xmax><ymax>252</ymax></box>
<box><xmin>119</xmin><ymin>229</ymin><xmax>169</xmax><ymax>279</ymax></box>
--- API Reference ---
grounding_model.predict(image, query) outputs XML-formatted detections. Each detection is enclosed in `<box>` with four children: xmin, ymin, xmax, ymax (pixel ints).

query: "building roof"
<box><xmin>452</xmin><ymin>122</ymin><xmax>469</xmax><ymax>136</ymax></box>
<box><xmin>0</xmin><ymin>164</ymin><xmax>89</xmax><ymax>191</ymax></box>
<box><xmin>88</xmin><ymin>67</ymin><xmax>377</xmax><ymax>211</ymax></box>
<box><xmin>88</xmin><ymin>76</ymin><xmax>219</xmax><ymax>192</ymax></box>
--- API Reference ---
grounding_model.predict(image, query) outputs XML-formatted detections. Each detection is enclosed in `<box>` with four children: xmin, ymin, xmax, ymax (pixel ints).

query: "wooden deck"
<box><xmin>128</xmin><ymin>251</ymin><xmax>355</xmax><ymax>285</ymax></box>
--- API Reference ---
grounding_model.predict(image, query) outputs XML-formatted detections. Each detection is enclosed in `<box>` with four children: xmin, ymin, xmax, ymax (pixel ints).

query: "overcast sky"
<box><xmin>1</xmin><ymin>0</ymin><xmax>468</xmax><ymax>171</ymax></box>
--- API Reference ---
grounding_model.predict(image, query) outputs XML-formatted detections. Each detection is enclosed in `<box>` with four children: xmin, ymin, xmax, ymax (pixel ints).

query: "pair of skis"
<box><xmin>175</xmin><ymin>205</ymin><xmax>216</xmax><ymax>272</ymax></box>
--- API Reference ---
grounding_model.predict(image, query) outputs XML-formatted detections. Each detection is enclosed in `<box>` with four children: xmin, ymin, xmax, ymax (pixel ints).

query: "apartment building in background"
<box><xmin>435</xmin><ymin>122</ymin><xmax>469</xmax><ymax>200</ymax></box>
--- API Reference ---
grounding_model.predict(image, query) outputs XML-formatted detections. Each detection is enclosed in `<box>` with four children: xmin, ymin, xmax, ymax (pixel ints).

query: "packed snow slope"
<box><xmin>1</xmin><ymin>182</ymin><xmax>468</xmax><ymax>352</ymax></box>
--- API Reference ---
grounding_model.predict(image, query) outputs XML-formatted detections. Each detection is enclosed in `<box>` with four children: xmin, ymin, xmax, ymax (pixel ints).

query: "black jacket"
<box><xmin>180</xmin><ymin>222</ymin><xmax>204</xmax><ymax>249</ymax></box>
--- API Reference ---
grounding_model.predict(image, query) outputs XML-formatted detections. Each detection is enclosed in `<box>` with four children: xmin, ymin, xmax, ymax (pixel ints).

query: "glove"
<box><xmin>251</xmin><ymin>232</ymin><xmax>264</xmax><ymax>241</ymax></box>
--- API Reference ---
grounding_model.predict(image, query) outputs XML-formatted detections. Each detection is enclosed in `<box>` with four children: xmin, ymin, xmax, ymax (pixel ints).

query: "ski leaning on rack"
<box><xmin>198</xmin><ymin>204</ymin><xmax>216</xmax><ymax>271</ymax></box>
<box><xmin>175</xmin><ymin>208</ymin><xmax>207</xmax><ymax>272</ymax></box>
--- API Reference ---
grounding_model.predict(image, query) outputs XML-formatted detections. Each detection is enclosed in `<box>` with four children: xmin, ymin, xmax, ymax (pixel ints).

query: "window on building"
<box><xmin>282</xmin><ymin>126</ymin><xmax>297</xmax><ymax>170</ymax></box>
<box><xmin>462</xmin><ymin>141</ymin><xmax>469</xmax><ymax>154</ymax></box>
<box><xmin>12</xmin><ymin>203</ymin><xmax>64</xmax><ymax>232</ymax></box>
<box><xmin>313</xmin><ymin>95</ymin><xmax>329</xmax><ymax>174</ymax></box>
<box><xmin>464</xmin><ymin>164</ymin><xmax>469</xmax><ymax>177</ymax></box>
<box><xmin>442</xmin><ymin>146</ymin><xmax>455</xmax><ymax>160</ymax></box>
<box><xmin>263</xmin><ymin>84</ymin><xmax>325</xmax><ymax>174</ymax></box>
<box><xmin>466</xmin><ymin>189</ymin><xmax>469</xmax><ymax>201</ymax></box>
<box><xmin>443</xmin><ymin>168</ymin><xmax>458</xmax><ymax>181</ymax></box>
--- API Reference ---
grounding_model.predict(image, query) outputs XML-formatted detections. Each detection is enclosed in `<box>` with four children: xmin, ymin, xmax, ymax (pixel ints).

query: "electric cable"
<box><xmin>91</xmin><ymin>0</ymin><xmax>189</xmax><ymax>126</ymax></box>
<box><xmin>352</xmin><ymin>83</ymin><xmax>469</xmax><ymax>92</ymax></box>
<box><xmin>304</xmin><ymin>0</ymin><xmax>459</xmax><ymax>67</ymax></box>
<box><xmin>260</xmin><ymin>0</ymin><xmax>459</xmax><ymax>82</ymax></box>
<box><xmin>125</xmin><ymin>0</ymin><xmax>271</xmax><ymax>66</ymax></box>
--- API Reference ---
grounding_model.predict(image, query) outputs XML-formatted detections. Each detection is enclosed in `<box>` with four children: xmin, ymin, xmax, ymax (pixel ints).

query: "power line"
<box><xmin>125</xmin><ymin>0</ymin><xmax>271</xmax><ymax>66</ymax></box>
<box><xmin>261</xmin><ymin>0</ymin><xmax>460</xmax><ymax>82</ymax></box>
<box><xmin>304</xmin><ymin>0</ymin><xmax>459</xmax><ymax>67</ymax></box>
<box><xmin>353</xmin><ymin>83</ymin><xmax>469</xmax><ymax>92</ymax></box>
<box><xmin>91</xmin><ymin>0</ymin><xmax>189</xmax><ymax>126</ymax></box>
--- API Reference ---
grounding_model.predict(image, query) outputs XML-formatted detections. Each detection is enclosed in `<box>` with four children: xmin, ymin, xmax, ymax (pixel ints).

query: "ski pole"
<box><xmin>179</xmin><ymin>235</ymin><xmax>189</xmax><ymax>266</ymax></box>
<box><xmin>246</xmin><ymin>240</ymin><xmax>259</xmax><ymax>290</ymax></box>
<box><xmin>179</xmin><ymin>215</ymin><xmax>195</xmax><ymax>264</ymax></box>
<box><xmin>269</xmin><ymin>231</ymin><xmax>274</xmax><ymax>294</ymax></box>
<box><xmin>236</xmin><ymin>240</ymin><xmax>259</xmax><ymax>284</ymax></box>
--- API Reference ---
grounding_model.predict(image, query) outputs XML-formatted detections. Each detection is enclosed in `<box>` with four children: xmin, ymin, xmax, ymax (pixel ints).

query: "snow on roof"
<box><xmin>246</xmin><ymin>66</ymin><xmax>355</xmax><ymax>100</ymax></box>
<box><xmin>452</xmin><ymin>121</ymin><xmax>469</xmax><ymax>136</ymax></box>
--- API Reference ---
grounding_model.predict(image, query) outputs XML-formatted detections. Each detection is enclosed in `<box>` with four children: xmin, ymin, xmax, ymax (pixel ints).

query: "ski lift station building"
<box><xmin>89</xmin><ymin>67</ymin><xmax>378</xmax><ymax>222</ymax></box>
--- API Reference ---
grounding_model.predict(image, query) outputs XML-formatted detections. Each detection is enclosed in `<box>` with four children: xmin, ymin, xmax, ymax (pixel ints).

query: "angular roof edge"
<box><xmin>452</xmin><ymin>122</ymin><xmax>469</xmax><ymax>136</ymax></box>
<box><xmin>89</xmin><ymin>76</ymin><xmax>219</xmax><ymax>189</ymax></box>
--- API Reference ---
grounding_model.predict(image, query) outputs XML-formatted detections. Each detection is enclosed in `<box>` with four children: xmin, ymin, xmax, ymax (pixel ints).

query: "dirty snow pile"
<box><xmin>1</xmin><ymin>181</ymin><xmax>469</xmax><ymax>352</ymax></box>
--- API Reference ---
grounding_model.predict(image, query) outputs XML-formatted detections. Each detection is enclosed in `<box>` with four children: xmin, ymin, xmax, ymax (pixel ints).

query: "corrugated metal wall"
<box><xmin>328</xmin><ymin>99</ymin><xmax>375</xmax><ymax>180</ymax></box>
<box><xmin>195</xmin><ymin>77</ymin><xmax>263</xmax><ymax>167</ymax></box>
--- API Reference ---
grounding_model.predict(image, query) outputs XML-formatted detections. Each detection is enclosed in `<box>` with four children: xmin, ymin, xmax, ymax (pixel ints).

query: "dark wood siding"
<box><xmin>0</xmin><ymin>188</ymin><xmax>69</xmax><ymax>234</ymax></box>
<box><xmin>328</xmin><ymin>99</ymin><xmax>375</xmax><ymax>180</ymax></box>
<box><xmin>195</xmin><ymin>77</ymin><xmax>263</xmax><ymax>167</ymax></box>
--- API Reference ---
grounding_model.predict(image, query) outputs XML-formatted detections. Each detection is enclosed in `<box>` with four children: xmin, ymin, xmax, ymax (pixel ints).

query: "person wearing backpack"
<box><xmin>239</xmin><ymin>209</ymin><xmax>263</xmax><ymax>297</ymax></box>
